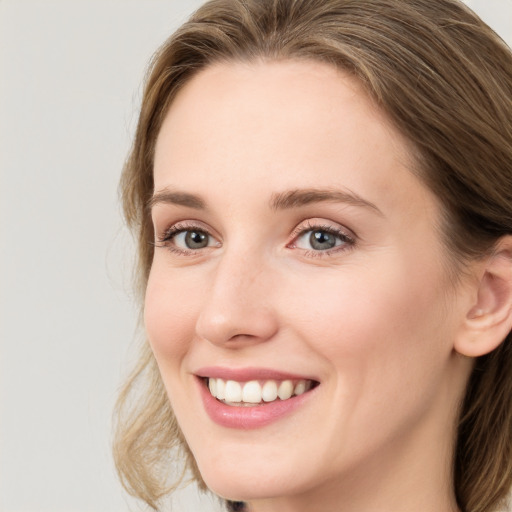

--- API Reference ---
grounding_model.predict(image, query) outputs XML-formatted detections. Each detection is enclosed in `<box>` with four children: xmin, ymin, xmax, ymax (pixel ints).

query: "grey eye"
<box><xmin>309</xmin><ymin>230</ymin><xmax>337</xmax><ymax>250</ymax></box>
<box><xmin>161</xmin><ymin>224</ymin><xmax>221</xmax><ymax>253</ymax></box>
<box><xmin>294</xmin><ymin>227</ymin><xmax>350</xmax><ymax>252</ymax></box>
<box><xmin>183</xmin><ymin>230</ymin><xmax>210</xmax><ymax>249</ymax></box>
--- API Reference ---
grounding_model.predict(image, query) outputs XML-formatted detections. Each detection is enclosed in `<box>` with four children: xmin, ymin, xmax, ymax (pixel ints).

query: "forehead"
<box><xmin>153</xmin><ymin>59</ymin><xmax>431</xmax><ymax>218</ymax></box>
<box><xmin>156</xmin><ymin>60</ymin><xmax>397</xmax><ymax>156</ymax></box>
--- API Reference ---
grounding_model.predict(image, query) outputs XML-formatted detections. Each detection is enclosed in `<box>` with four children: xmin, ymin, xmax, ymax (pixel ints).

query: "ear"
<box><xmin>455</xmin><ymin>237</ymin><xmax>512</xmax><ymax>357</ymax></box>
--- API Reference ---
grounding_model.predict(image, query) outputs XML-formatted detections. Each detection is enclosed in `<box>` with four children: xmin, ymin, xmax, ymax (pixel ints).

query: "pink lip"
<box><xmin>194</xmin><ymin>368</ymin><xmax>319</xmax><ymax>430</ymax></box>
<box><xmin>195</xmin><ymin>366</ymin><xmax>316</xmax><ymax>382</ymax></box>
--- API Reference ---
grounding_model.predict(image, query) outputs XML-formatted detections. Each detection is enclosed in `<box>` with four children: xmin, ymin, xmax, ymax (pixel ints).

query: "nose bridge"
<box><xmin>210</xmin><ymin>247</ymin><xmax>261</xmax><ymax>308</ymax></box>
<box><xmin>195</xmin><ymin>243</ymin><xmax>278</xmax><ymax>346</ymax></box>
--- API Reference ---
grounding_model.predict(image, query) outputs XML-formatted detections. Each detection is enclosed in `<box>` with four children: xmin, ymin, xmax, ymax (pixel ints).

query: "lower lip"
<box><xmin>197</xmin><ymin>378</ymin><xmax>316</xmax><ymax>429</ymax></box>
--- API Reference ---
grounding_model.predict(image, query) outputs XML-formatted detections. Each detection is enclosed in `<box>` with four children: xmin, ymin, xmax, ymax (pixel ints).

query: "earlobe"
<box><xmin>455</xmin><ymin>237</ymin><xmax>512</xmax><ymax>358</ymax></box>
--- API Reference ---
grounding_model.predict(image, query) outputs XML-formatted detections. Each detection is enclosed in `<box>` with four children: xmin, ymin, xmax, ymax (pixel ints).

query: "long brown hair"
<box><xmin>113</xmin><ymin>1</ymin><xmax>512</xmax><ymax>511</ymax></box>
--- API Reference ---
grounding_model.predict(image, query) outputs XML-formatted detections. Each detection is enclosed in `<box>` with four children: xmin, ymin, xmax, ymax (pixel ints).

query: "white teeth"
<box><xmin>224</xmin><ymin>380</ymin><xmax>243</xmax><ymax>402</ymax></box>
<box><xmin>208</xmin><ymin>378</ymin><xmax>217</xmax><ymax>396</ymax></box>
<box><xmin>242</xmin><ymin>381</ymin><xmax>262</xmax><ymax>403</ymax></box>
<box><xmin>262</xmin><ymin>380</ymin><xmax>278</xmax><ymax>402</ymax></box>
<box><xmin>294</xmin><ymin>380</ymin><xmax>306</xmax><ymax>396</ymax></box>
<box><xmin>216</xmin><ymin>378</ymin><xmax>226</xmax><ymax>400</ymax></box>
<box><xmin>207</xmin><ymin>377</ymin><xmax>314</xmax><ymax>405</ymax></box>
<box><xmin>278</xmin><ymin>380</ymin><xmax>293</xmax><ymax>400</ymax></box>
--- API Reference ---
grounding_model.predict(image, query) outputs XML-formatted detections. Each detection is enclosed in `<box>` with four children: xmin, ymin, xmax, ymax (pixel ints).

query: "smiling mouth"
<box><xmin>204</xmin><ymin>377</ymin><xmax>319</xmax><ymax>407</ymax></box>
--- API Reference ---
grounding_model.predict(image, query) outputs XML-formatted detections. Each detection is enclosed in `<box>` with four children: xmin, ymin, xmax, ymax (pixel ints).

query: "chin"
<box><xmin>204</xmin><ymin>475</ymin><xmax>288</xmax><ymax>503</ymax></box>
<box><xmin>193</xmin><ymin>448</ymin><xmax>316</xmax><ymax>503</ymax></box>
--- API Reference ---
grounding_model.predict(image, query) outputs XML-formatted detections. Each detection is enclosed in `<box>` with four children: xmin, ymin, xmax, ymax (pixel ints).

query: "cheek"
<box><xmin>288</xmin><ymin>260</ymin><xmax>446</xmax><ymax>352</ymax></box>
<box><xmin>284</xmin><ymin>258</ymin><xmax>454</xmax><ymax>416</ymax></box>
<box><xmin>144</xmin><ymin>266</ymin><xmax>198</xmax><ymax>362</ymax></box>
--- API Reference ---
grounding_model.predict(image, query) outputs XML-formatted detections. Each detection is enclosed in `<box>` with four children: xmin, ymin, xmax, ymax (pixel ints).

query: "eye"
<box><xmin>290</xmin><ymin>222</ymin><xmax>355</xmax><ymax>255</ymax></box>
<box><xmin>155</xmin><ymin>222</ymin><xmax>221</xmax><ymax>255</ymax></box>
<box><xmin>174</xmin><ymin>230</ymin><xmax>212</xmax><ymax>249</ymax></box>
<box><xmin>298</xmin><ymin>230</ymin><xmax>340</xmax><ymax>251</ymax></box>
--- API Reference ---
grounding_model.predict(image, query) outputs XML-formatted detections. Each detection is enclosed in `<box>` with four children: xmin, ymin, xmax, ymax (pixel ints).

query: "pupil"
<box><xmin>185</xmin><ymin>231</ymin><xmax>208</xmax><ymax>249</ymax></box>
<box><xmin>310</xmin><ymin>230</ymin><xmax>336</xmax><ymax>250</ymax></box>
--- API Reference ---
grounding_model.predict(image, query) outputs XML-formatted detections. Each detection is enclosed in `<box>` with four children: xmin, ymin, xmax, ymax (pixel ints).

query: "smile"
<box><xmin>206</xmin><ymin>377</ymin><xmax>315</xmax><ymax>406</ymax></box>
<box><xmin>196</xmin><ymin>367</ymin><xmax>320</xmax><ymax>428</ymax></box>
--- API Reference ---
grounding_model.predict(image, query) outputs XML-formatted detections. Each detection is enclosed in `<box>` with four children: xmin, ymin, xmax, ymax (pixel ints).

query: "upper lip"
<box><xmin>194</xmin><ymin>366</ymin><xmax>319</xmax><ymax>382</ymax></box>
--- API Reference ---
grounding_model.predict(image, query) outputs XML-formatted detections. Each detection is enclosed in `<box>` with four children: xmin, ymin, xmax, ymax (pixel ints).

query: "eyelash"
<box><xmin>288</xmin><ymin>221</ymin><xmax>356</xmax><ymax>258</ymax></box>
<box><xmin>154</xmin><ymin>222</ymin><xmax>214</xmax><ymax>257</ymax></box>
<box><xmin>154</xmin><ymin>220</ymin><xmax>356</xmax><ymax>258</ymax></box>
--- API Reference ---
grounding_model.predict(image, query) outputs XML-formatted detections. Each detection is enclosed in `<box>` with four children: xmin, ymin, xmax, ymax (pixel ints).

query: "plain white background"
<box><xmin>0</xmin><ymin>1</ymin><xmax>511</xmax><ymax>511</ymax></box>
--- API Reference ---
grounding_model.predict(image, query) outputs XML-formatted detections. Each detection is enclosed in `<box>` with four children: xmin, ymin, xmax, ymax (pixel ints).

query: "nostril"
<box><xmin>196</xmin><ymin>306</ymin><xmax>278</xmax><ymax>347</ymax></box>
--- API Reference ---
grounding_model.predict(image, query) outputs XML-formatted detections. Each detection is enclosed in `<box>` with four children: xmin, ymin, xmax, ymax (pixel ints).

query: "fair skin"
<box><xmin>145</xmin><ymin>60</ymin><xmax>488</xmax><ymax>512</ymax></box>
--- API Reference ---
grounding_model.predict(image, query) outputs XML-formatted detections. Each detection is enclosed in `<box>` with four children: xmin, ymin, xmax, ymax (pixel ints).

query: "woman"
<box><xmin>113</xmin><ymin>1</ymin><xmax>512</xmax><ymax>511</ymax></box>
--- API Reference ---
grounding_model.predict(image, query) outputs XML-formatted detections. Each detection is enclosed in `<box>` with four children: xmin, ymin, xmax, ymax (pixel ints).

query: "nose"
<box><xmin>195</xmin><ymin>249</ymin><xmax>279</xmax><ymax>347</ymax></box>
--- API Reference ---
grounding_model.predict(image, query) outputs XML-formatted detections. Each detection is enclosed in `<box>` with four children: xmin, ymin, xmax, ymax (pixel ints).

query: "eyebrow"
<box><xmin>148</xmin><ymin>190</ymin><xmax>206</xmax><ymax>210</ymax></box>
<box><xmin>269</xmin><ymin>188</ymin><xmax>383</xmax><ymax>216</ymax></box>
<box><xmin>148</xmin><ymin>187</ymin><xmax>382</xmax><ymax>216</ymax></box>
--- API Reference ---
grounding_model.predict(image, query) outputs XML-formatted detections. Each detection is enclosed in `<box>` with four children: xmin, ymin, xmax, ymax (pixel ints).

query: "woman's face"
<box><xmin>147</xmin><ymin>60</ymin><xmax>472</xmax><ymax>508</ymax></box>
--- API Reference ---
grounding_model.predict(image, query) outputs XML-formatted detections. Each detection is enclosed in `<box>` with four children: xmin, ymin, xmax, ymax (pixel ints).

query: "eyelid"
<box><xmin>290</xmin><ymin>218</ymin><xmax>356</xmax><ymax>240</ymax></box>
<box><xmin>154</xmin><ymin>220</ymin><xmax>221</xmax><ymax>255</ymax></box>
<box><xmin>152</xmin><ymin>217</ymin><xmax>356</xmax><ymax>258</ymax></box>
<box><xmin>287</xmin><ymin>219</ymin><xmax>357</xmax><ymax>255</ymax></box>
<box><xmin>156</xmin><ymin>219</ymin><xmax>216</xmax><ymax>241</ymax></box>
